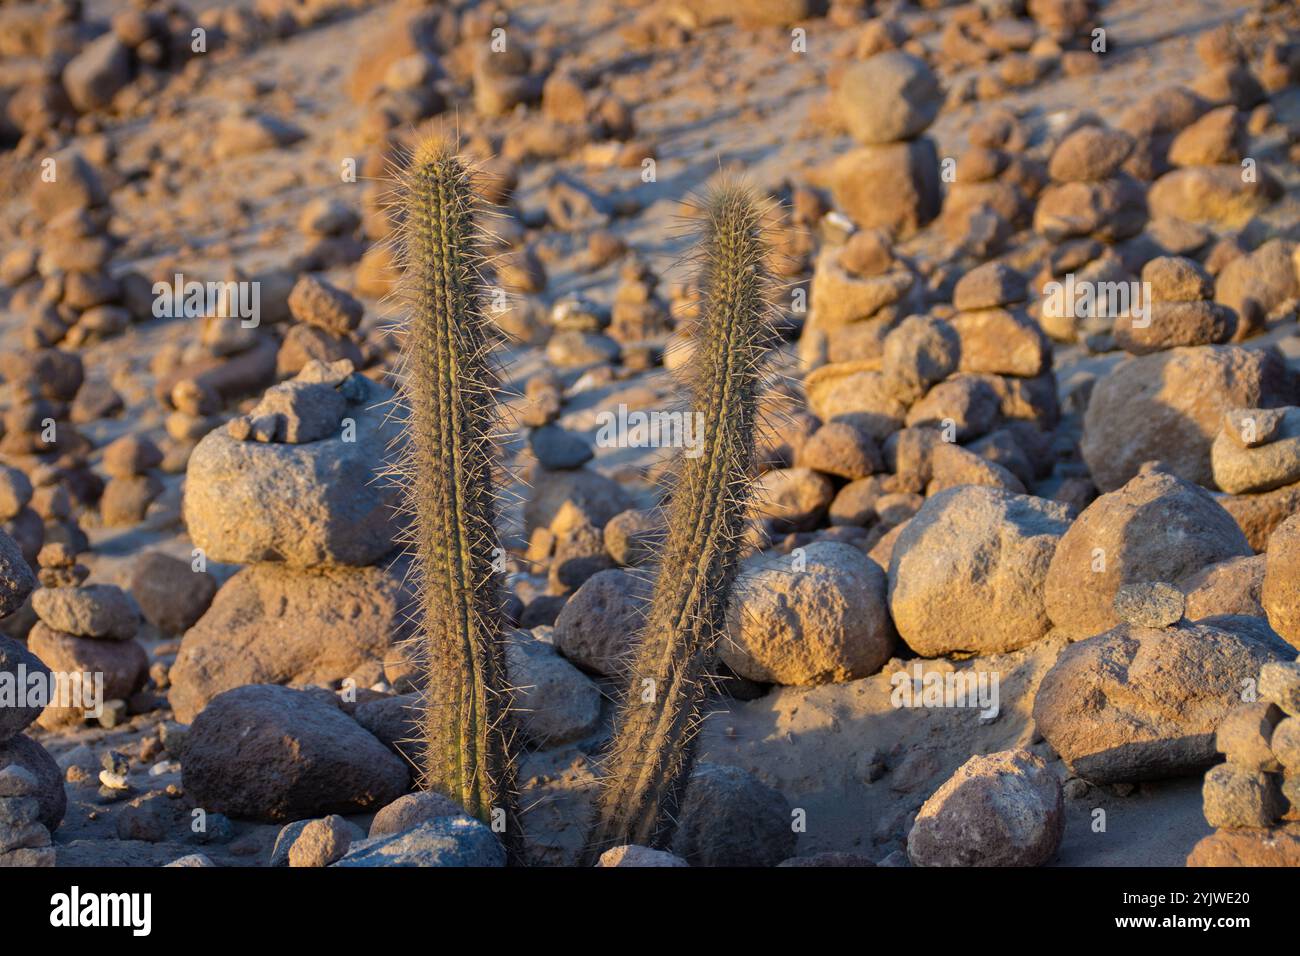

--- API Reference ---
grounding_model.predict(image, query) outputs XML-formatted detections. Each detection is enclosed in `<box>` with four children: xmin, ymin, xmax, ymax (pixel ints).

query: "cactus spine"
<box><xmin>586</xmin><ymin>184</ymin><xmax>776</xmax><ymax>858</ymax></box>
<box><xmin>395</xmin><ymin>137</ymin><xmax>520</xmax><ymax>859</ymax></box>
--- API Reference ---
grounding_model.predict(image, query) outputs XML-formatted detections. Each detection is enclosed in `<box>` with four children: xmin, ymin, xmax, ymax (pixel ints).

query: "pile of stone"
<box><xmin>608</xmin><ymin>258</ymin><xmax>672</xmax><ymax>348</ymax></box>
<box><xmin>828</xmin><ymin>51</ymin><xmax>943</xmax><ymax>240</ymax></box>
<box><xmin>1186</xmin><ymin>661</ymin><xmax>1300</xmax><ymax>865</ymax></box>
<box><xmin>1032</xmin><ymin>122</ymin><xmax>1146</xmax><ymax>347</ymax></box>
<box><xmin>99</xmin><ymin>433</ymin><xmax>164</xmax><ymax>528</ymax></box>
<box><xmin>1112</xmin><ymin>255</ymin><xmax>1236</xmax><ymax>354</ymax></box>
<box><xmin>170</xmin><ymin>360</ymin><xmax>404</xmax><ymax>723</ymax></box>
<box><xmin>0</xmin><ymin>527</ymin><xmax>61</xmax><ymax>867</ymax></box>
<box><xmin>27</xmin><ymin>542</ymin><xmax>149</xmax><ymax>730</ymax></box>
<box><xmin>276</xmin><ymin>274</ymin><xmax>365</xmax><ymax>380</ymax></box>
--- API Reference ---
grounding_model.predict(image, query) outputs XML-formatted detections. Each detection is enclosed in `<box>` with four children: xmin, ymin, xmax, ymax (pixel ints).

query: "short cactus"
<box><xmin>586</xmin><ymin>183</ymin><xmax>777</xmax><ymax>858</ymax></box>
<box><xmin>393</xmin><ymin>136</ymin><xmax>521</xmax><ymax>860</ymax></box>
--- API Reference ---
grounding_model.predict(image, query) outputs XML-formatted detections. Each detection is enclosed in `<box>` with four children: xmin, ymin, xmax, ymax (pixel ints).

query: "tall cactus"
<box><xmin>586</xmin><ymin>183</ymin><xmax>777</xmax><ymax>858</ymax></box>
<box><xmin>394</xmin><ymin>136</ymin><xmax>520</xmax><ymax>859</ymax></box>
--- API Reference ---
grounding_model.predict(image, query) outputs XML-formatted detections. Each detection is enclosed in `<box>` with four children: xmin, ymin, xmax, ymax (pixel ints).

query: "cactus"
<box><xmin>393</xmin><ymin>136</ymin><xmax>521</xmax><ymax>859</ymax></box>
<box><xmin>585</xmin><ymin>183</ymin><xmax>777</xmax><ymax>858</ymax></box>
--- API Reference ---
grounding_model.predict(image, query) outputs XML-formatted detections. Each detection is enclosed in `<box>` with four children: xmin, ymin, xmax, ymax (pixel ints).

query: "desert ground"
<box><xmin>0</xmin><ymin>0</ymin><xmax>1299</xmax><ymax>870</ymax></box>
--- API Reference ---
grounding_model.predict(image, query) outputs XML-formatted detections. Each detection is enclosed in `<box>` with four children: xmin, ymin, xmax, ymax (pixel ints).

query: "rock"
<box><xmin>1224</xmin><ymin>407</ymin><xmax>1286</xmax><ymax>448</ymax></box>
<box><xmin>1048</xmin><ymin>126</ymin><xmax>1135</xmax><ymax>182</ymax></box>
<box><xmin>751</xmin><ymin>467</ymin><xmax>835</xmax><ymax>533</ymax></box>
<box><xmin>722</xmin><ymin>542</ymin><xmax>895</xmax><ymax>684</ymax></box>
<box><xmin>26</xmin><ymin>154</ymin><xmax>105</xmax><ymax>222</ymax></box>
<box><xmin>1182</xmin><ymin>554</ymin><xmax>1267</xmax><ymax>620</ymax></box>
<box><xmin>369</xmin><ymin>791</ymin><xmax>464</xmax><ymax>838</ymax></box>
<box><xmin>670</xmin><ymin>763</ymin><xmax>795</xmax><ymax>867</ymax></box>
<box><xmin>1212</xmin><ymin>407</ymin><xmax>1300</xmax><ymax>494</ymax></box>
<box><xmin>0</xmin><ymin>735</ymin><xmax>65</xmax><ymax>831</ymax></box>
<box><xmin>882</xmin><ymin>315</ymin><xmax>960</xmax><ymax>393</ymax></box>
<box><xmin>809</xmin><ymin>247</ymin><xmax>914</xmax><ymax>327</ymax></box>
<box><xmin>795</xmin><ymin>422</ymin><xmax>882</xmax><ymax>479</ymax></box>
<box><xmin>334</xmin><ymin>816</ymin><xmax>505</xmax><ymax>867</ymax></box>
<box><xmin>529</xmin><ymin>425</ymin><xmax>593</xmax><ymax>470</ymax></box>
<box><xmin>1112</xmin><ymin>300</ymin><xmax>1236</xmax><ymax>355</ymax></box>
<box><xmin>949</xmin><ymin>308</ymin><xmax>1049</xmax><ymax>378</ymax></box>
<box><xmin>1143</xmin><ymin>255</ymin><xmax>1215</xmax><ymax>302</ymax></box>
<box><xmin>1215</xmin><ymin>702</ymin><xmax>1282</xmax><ymax>772</ymax></box>
<box><xmin>0</xmin><ymin>467</ymin><xmax>33</xmax><ymax>522</ymax></box>
<box><xmin>127</xmin><ymin>552</ymin><xmax>217</xmax><ymax>635</ymax></box>
<box><xmin>1220</xmin><ymin>480</ymin><xmax>1300</xmax><ymax>552</ymax></box>
<box><xmin>831</xmin><ymin>138</ymin><xmax>942</xmax><ymax>239</ymax></box>
<box><xmin>165</xmin><ymin>854</ymin><xmax>215</xmax><ymax>867</ymax></box>
<box><xmin>1033</xmin><ymin>177</ymin><xmax>1146</xmax><ymax>242</ymax></box>
<box><xmin>182</xmin><ymin>684</ymin><xmax>409</xmax><ymax>822</ymax></box>
<box><xmin>276</xmin><ymin>325</ymin><xmax>364</xmax><ymax>378</ymax></box>
<box><xmin>552</xmin><ymin>569</ymin><xmax>649</xmax><ymax>676</ymax></box>
<box><xmin>1169</xmin><ymin>105</ymin><xmax>1246</xmax><ymax>166</ymax></box>
<box><xmin>1081</xmin><ymin>345</ymin><xmax>1295</xmax><ymax>492</ymax></box>
<box><xmin>602</xmin><ymin>509</ymin><xmax>665</xmax><ymax>566</ymax></box>
<box><xmin>183</xmin><ymin>389</ymin><xmax>401</xmax><ymax>566</ymax></box>
<box><xmin>288</xmin><ymin>815</ymin><xmax>359</xmax><ymax>867</ymax></box>
<box><xmin>804</xmin><ymin>364</ymin><xmax>909</xmax><ymax>440</ymax></box>
<box><xmin>26</xmin><ymin>624</ymin><xmax>148</xmax><ymax>728</ymax></box>
<box><xmin>1187</xmin><ymin>824</ymin><xmax>1300</xmax><ymax>866</ymax></box>
<box><xmin>1032</xmin><ymin>618</ymin><xmax>1291</xmax><ymax>783</ymax></box>
<box><xmin>1274</xmin><ymin>719</ymin><xmax>1300</xmax><ymax>768</ymax></box>
<box><xmin>102</xmin><ymin>434</ymin><xmax>163</xmax><ymax>478</ymax></box>
<box><xmin>835</xmin><ymin>52</ymin><xmax>941</xmax><ymax>144</ymax></box>
<box><xmin>905</xmin><ymin>375</ymin><xmax>1001</xmax><ymax>441</ymax></box>
<box><xmin>596</xmin><ymin>845</ymin><xmax>689</xmax><ymax>867</ymax></box>
<box><xmin>168</xmin><ymin>563</ymin><xmax>411</xmax><ymax>724</ymax></box>
<box><xmin>1259</xmin><ymin>661</ymin><xmax>1300</xmax><ymax>716</ymax></box>
<box><xmin>545</xmin><ymin>330</ymin><xmax>620</xmax><ymax>367</ymax></box>
<box><xmin>1113</xmin><ymin>582</ymin><xmax>1186</xmax><ymax>628</ymax></box>
<box><xmin>30</xmin><ymin>585</ymin><xmax>139</xmax><ymax>641</ymax></box>
<box><xmin>523</xmin><ymin>468</ymin><xmax>634</xmax><ymax>536</ymax></box>
<box><xmin>953</xmin><ymin>263</ymin><xmax>1027</xmax><ymax>311</ymax></box>
<box><xmin>239</xmin><ymin>380</ymin><xmax>348</xmax><ymax>445</ymax></box>
<box><xmin>1262</xmin><ymin>515</ymin><xmax>1300</xmax><ymax>649</ymax></box>
<box><xmin>351</xmin><ymin>694</ymin><xmax>418</xmax><ymax>764</ymax></box>
<box><xmin>506</xmin><ymin>634</ymin><xmax>601</xmax><ymax>746</ymax></box>
<box><xmin>213</xmin><ymin>113</ymin><xmax>305</xmax><ymax>160</ymax></box>
<box><xmin>907</xmin><ymin>750</ymin><xmax>1064</xmax><ymax>867</ymax></box>
<box><xmin>1147</xmin><ymin>165</ymin><xmax>1281</xmax><ymax>228</ymax></box>
<box><xmin>1202</xmin><ymin>763</ymin><xmax>1284</xmax><ymax>828</ymax></box>
<box><xmin>62</xmin><ymin>33</ymin><xmax>131</xmax><ymax>113</ymax></box>
<box><xmin>287</xmin><ymin>275</ymin><xmax>364</xmax><ymax>336</ymax></box>
<box><xmin>888</xmin><ymin>486</ymin><xmax>1070</xmax><ymax>656</ymax></box>
<box><xmin>1044</xmin><ymin>468</ymin><xmax>1254</xmax><ymax>638</ymax></box>
<box><xmin>0</xmin><ymin>530</ymin><xmax>36</xmax><ymax>618</ymax></box>
<box><xmin>0</xmin><ymin>636</ymin><xmax>49</xmax><ymax>742</ymax></box>
<box><xmin>1215</xmin><ymin>239</ymin><xmax>1298</xmax><ymax>329</ymax></box>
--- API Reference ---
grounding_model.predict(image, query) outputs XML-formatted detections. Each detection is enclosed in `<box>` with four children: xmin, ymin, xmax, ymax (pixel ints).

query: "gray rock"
<box><xmin>670</xmin><ymin>763</ymin><xmax>796</xmax><ymax>867</ymax></box>
<box><xmin>908</xmin><ymin>750</ymin><xmax>1064</xmax><ymax>867</ymax></box>
<box><xmin>183</xmin><ymin>385</ymin><xmax>402</xmax><ymax>566</ymax></box>
<box><xmin>836</xmin><ymin>51</ymin><xmax>941</xmax><ymax>145</ymax></box>
<box><xmin>0</xmin><ymin>529</ymin><xmax>36</xmax><ymax>618</ymax></box>
<box><xmin>506</xmin><ymin>633</ymin><xmax>602</xmax><ymax>746</ymax></box>
<box><xmin>529</xmin><ymin>425</ymin><xmax>593</xmax><ymax>470</ymax></box>
<box><xmin>597</xmin><ymin>845</ymin><xmax>689</xmax><ymax>867</ymax></box>
<box><xmin>31</xmin><ymin>584</ymin><xmax>140</xmax><ymax>640</ymax></box>
<box><xmin>1033</xmin><ymin>619</ymin><xmax>1293</xmax><ymax>783</ymax></box>
<box><xmin>238</xmin><ymin>380</ymin><xmax>348</xmax><ymax>444</ymax></box>
<box><xmin>0</xmin><ymin>636</ymin><xmax>49</xmax><ymax>743</ymax></box>
<box><xmin>1113</xmin><ymin>582</ymin><xmax>1186</xmax><ymax>628</ymax></box>
<box><xmin>0</xmin><ymin>735</ymin><xmax>65</xmax><ymax>831</ymax></box>
<box><xmin>334</xmin><ymin>816</ymin><xmax>506</xmax><ymax>867</ymax></box>
<box><xmin>1202</xmin><ymin>763</ymin><xmax>1284</xmax><ymax>828</ymax></box>
<box><xmin>287</xmin><ymin>275</ymin><xmax>364</xmax><ymax>335</ymax></box>
<box><xmin>127</xmin><ymin>551</ymin><xmax>218</xmax><ymax>635</ymax></box>
<box><xmin>552</xmin><ymin>568</ymin><xmax>649</xmax><ymax>676</ymax></box>
<box><xmin>523</xmin><ymin>468</ymin><xmax>635</xmax><ymax>536</ymax></box>
<box><xmin>1260</xmin><ymin>661</ymin><xmax>1300</xmax><ymax>716</ymax></box>
<box><xmin>1212</xmin><ymin>406</ymin><xmax>1300</xmax><ymax>494</ymax></box>
<box><xmin>369</xmin><ymin>791</ymin><xmax>465</xmax><ymax>839</ymax></box>
<box><xmin>182</xmin><ymin>684</ymin><xmax>410</xmax><ymax>822</ymax></box>
<box><xmin>62</xmin><ymin>33</ymin><xmax>132</xmax><ymax>112</ymax></box>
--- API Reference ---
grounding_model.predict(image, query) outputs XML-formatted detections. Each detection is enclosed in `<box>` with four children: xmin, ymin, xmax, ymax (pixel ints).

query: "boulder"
<box><xmin>889</xmin><ymin>486</ymin><xmax>1071</xmax><ymax>656</ymax></box>
<box><xmin>907</xmin><ymin>750</ymin><xmax>1063</xmax><ymax>867</ymax></box>
<box><xmin>1032</xmin><ymin>618</ymin><xmax>1292</xmax><ymax>783</ymax></box>
<box><xmin>722</xmin><ymin>542</ymin><xmax>895</xmax><ymax>684</ymax></box>
<box><xmin>552</xmin><ymin>569</ymin><xmax>649</xmax><ymax>676</ymax></box>
<box><xmin>182</xmin><ymin>684</ymin><xmax>409</xmax><ymax>822</ymax></box>
<box><xmin>1262</xmin><ymin>514</ymin><xmax>1300</xmax><ymax>649</ymax></box>
<box><xmin>670</xmin><ymin>763</ymin><xmax>796</xmax><ymax>867</ymax></box>
<box><xmin>334</xmin><ymin>816</ymin><xmax>505</xmax><ymax>867</ymax></box>
<box><xmin>1044</xmin><ymin>468</ymin><xmax>1253</xmax><ymax>638</ymax></box>
<box><xmin>168</xmin><ymin>563</ymin><xmax>412</xmax><ymax>723</ymax></box>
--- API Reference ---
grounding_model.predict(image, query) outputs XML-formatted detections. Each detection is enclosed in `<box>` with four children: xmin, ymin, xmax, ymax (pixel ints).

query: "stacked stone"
<box><xmin>0</xmin><ymin>527</ymin><xmax>61</xmax><ymax>867</ymax></box>
<box><xmin>938</xmin><ymin>116</ymin><xmax>1044</xmax><ymax>258</ymax></box>
<box><xmin>1199</xmin><ymin>661</ymin><xmax>1300</xmax><ymax>832</ymax></box>
<box><xmin>99</xmin><ymin>433</ymin><xmax>165</xmax><ymax>528</ymax></box>
<box><xmin>276</xmin><ymin>274</ymin><xmax>365</xmax><ymax>380</ymax></box>
<box><xmin>169</xmin><ymin>360</ymin><xmax>408</xmax><ymax>723</ymax></box>
<box><xmin>607</xmin><ymin>258</ymin><xmax>671</xmax><ymax>350</ymax></box>
<box><xmin>27</xmin><ymin>542</ymin><xmax>149</xmax><ymax>730</ymax></box>
<box><xmin>1032</xmin><ymin>122</ymin><xmax>1147</xmax><ymax>349</ymax></box>
<box><xmin>829</xmin><ymin>51</ymin><xmax>943</xmax><ymax>240</ymax></box>
<box><xmin>1111</xmin><ymin>255</ymin><xmax>1236</xmax><ymax>354</ymax></box>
